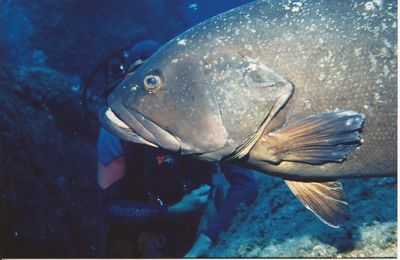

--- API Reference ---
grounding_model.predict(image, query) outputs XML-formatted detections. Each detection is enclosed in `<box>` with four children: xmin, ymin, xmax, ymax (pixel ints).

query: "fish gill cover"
<box><xmin>0</xmin><ymin>0</ymin><xmax>396</xmax><ymax>258</ymax></box>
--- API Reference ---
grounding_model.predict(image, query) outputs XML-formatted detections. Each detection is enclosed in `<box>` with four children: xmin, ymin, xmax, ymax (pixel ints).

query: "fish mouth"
<box><xmin>99</xmin><ymin>103</ymin><xmax>181</xmax><ymax>151</ymax></box>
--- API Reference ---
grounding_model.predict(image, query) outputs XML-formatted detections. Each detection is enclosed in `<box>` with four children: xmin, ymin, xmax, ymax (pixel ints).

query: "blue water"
<box><xmin>0</xmin><ymin>0</ymin><xmax>254</xmax><ymax>76</ymax></box>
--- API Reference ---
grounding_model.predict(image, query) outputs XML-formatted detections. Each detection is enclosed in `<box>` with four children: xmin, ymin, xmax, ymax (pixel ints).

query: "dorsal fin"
<box><xmin>285</xmin><ymin>180</ymin><xmax>349</xmax><ymax>228</ymax></box>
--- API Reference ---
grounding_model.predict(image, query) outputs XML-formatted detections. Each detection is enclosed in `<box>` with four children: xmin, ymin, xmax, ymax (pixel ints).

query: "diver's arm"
<box><xmin>97</xmin><ymin>157</ymin><xmax>126</xmax><ymax>189</ymax></box>
<box><xmin>185</xmin><ymin>165</ymin><xmax>259</xmax><ymax>257</ymax></box>
<box><xmin>168</xmin><ymin>185</ymin><xmax>210</xmax><ymax>214</ymax></box>
<box><xmin>97</xmin><ymin>127</ymin><xmax>126</xmax><ymax>189</ymax></box>
<box><xmin>106</xmin><ymin>185</ymin><xmax>211</xmax><ymax>227</ymax></box>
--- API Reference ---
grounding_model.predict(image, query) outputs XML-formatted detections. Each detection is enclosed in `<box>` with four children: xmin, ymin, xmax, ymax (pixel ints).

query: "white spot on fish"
<box><xmin>171</xmin><ymin>59</ymin><xmax>178</xmax><ymax>64</ymax></box>
<box><xmin>383</xmin><ymin>64</ymin><xmax>391</xmax><ymax>77</ymax></box>
<box><xmin>382</xmin><ymin>38</ymin><xmax>391</xmax><ymax>48</ymax></box>
<box><xmin>177</xmin><ymin>39</ymin><xmax>187</xmax><ymax>46</ymax></box>
<box><xmin>301</xmin><ymin>98</ymin><xmax>312</xmax><ymax>110</ymax></box>
<box><xmin>248</xmin><ymin>63</ymin><xmax>258</xmax><ymax>71</ymax></box>
<box><xmin>293</xmin><ymin>1</ymin><xmax>303</xmax><ymax>7</ymax></box>
<box><xmin>215</xmin><ymin>37</ymin><xmax>224</xmax><ymax>45</ymax></box>
<box><xmin>130</xmin><ymin>84</ymin><xmax>139</xmax><ymax>92</ymax></box>
<box><xmin>346</xmin><ymin>118</ymin><xmax>355</xmax><ymax>126</ymax></box>
<box><xmin>364</xmin><ymin>1</ymin><xmax>381</xmax><ymax>11</ymax></box>
<box><xmin>292</xmin><ymin>6</ymin><xmax>300</xmax><ymax>12</ymax></box>
<box><xmin>373</xmin><ymin>0</ymin><xmax>383</xmax><ymax>6</ymax></box>
<box><xmin>374</xmin><ymin>92</ymin><xmax>385</xmax><ymax>103</ymax></box>
<box><xmin>354</xmin><ymin>48</ymin><xmax>362</xmax><ymax>56</ymax></box>
<box><xmin>188</xmin><ymin>3</ymin><xmax>198</xmax><ymax>11</ymax></box>
<box><xmin>283</xmin><ymin>1</ymin><xmax>303</xmax><ymax>12</ymax></box>
<box><xmin>338</xmin><ymin>110</ymin><xmax>357</xmax><ymax>116</ymax></box>
<box><xmin>244</xmin><ymin>44</ymin><xmax>253</xmax><ymax>51</ymax></box>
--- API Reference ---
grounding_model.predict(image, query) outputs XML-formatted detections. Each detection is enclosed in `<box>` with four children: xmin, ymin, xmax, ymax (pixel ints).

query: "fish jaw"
<box><xmin>99</xmin><ymin>106</ymin><xmax>158</xmax><ymax>147</ymax></box>
<box><xmin>99</xmin><ymin>104</ymin><xmax>181</xmax><ymax>152</ymax></box>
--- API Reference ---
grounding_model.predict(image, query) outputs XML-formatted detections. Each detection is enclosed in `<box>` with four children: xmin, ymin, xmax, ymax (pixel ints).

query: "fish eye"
<box><xmin>143</xmin><ymin>70</ymin><xmax>164</xmax><ymax>93</ymax></box>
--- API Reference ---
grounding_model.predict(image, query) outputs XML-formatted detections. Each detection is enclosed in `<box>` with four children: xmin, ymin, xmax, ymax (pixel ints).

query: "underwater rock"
<box><xmin>207</xmin><ymin>175</ymin><xmax>396</xmax><ymax>257</ymax></box>
<box><xmin>0</xmin><ymin>63</ymin><xmax>105</xmax><ymax>257</ymax></box>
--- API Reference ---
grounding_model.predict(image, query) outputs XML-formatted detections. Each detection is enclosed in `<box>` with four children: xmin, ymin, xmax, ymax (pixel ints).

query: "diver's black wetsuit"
<box><xmin>98</xmin><ymin>128</ymin><xmax>259</xmax><ymax>257</ymax></box>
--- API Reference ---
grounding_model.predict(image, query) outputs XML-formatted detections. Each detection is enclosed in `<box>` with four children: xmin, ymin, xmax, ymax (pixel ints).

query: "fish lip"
<box><xmin>99</xmin><ymin>106</ymin><xmax>159</xmax><ymax>148</ymax></box>
<box><xmin>102</xmin><ymin>102</ymin><xmax>181</xmax><ymax>152</ymax></box>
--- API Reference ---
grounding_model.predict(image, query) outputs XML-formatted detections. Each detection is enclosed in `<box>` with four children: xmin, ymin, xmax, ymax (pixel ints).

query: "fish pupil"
<box><xmin>147</xmin><ymin>76</ymin><xmax>158</xmax><ymax>85</ymax></box>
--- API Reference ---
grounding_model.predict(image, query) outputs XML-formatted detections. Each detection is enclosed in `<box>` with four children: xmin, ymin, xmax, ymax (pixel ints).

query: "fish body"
<box><xmin>100</xmin><ymin>0</ymin><xmax>397</xmax><ymax>227</ymax></box>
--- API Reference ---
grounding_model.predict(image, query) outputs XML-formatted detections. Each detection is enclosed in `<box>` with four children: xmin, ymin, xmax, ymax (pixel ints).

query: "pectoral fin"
<box><xmin>285</xmin><ymin>180</ymin><xmax>349</xmax><ymax>228</ymax></box>
<box><xmin>251</xmin><ymin>110</ymin><xmax>365</xmax><ymax>164</ymax></box>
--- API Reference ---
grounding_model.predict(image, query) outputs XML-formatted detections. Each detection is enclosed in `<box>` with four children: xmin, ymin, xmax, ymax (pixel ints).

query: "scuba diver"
<box><xmin>84</xmin><ymin>40</ymin><xmax>259</xmax><ymax>257</ymax></box>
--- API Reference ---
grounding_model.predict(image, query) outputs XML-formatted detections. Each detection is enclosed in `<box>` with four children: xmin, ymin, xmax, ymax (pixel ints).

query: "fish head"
<box><xmin>100</xmin><ymin>42</ymin><xmax>229</xmax><ymax>155</ymax></box>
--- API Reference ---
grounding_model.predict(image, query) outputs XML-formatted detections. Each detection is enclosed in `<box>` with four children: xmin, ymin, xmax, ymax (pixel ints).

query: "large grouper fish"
<box><xmin>100</xmin><ymin>0</ymin><xmax>397</xmax><ymax>227</ymax></box>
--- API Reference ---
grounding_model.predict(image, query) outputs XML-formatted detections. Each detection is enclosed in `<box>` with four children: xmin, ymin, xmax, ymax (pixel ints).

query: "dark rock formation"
<box><xmin>0</xmin><ymin>64</ymin><xmax>104</xmax><ymax>257</ymax></box>
<box><xmin>207</xmin><ymin>175</ymin><xmax>397</xmax><ymax>257</ymax></box>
